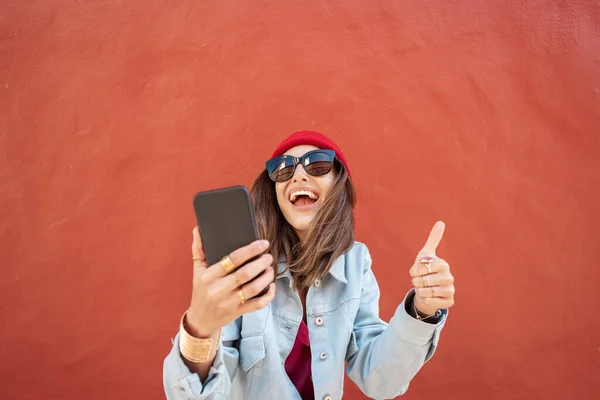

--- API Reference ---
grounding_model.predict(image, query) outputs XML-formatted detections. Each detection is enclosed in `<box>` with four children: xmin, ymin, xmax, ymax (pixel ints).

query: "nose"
<box><xmin>292</xmin><ymin>163</ymin><xmax>309</xmax><ymax>182</ymax></box>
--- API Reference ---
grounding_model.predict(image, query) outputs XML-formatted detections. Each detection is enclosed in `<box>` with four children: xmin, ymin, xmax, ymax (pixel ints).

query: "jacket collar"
<box><xmin>276</xmin><ymin>255</ymin><xmax>347</xmax><ymax>287</ymax></box>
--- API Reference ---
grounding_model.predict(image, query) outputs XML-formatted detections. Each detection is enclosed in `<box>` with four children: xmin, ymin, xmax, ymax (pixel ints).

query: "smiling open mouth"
<box><xmin>289</xmin><ymin>190</ymin><xmax>319</xmax><ymax>207</ymax></box>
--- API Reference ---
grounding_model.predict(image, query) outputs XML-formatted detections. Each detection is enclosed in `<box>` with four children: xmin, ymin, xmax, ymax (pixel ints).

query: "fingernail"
<box><xmin>259</xmin><ymin>240</ymin><xmax>270</xmax><ymax>249</ymax></box>
<box><xmin>419</xmin><ymin>256</ymin><xmax>434</xmax><ymax>263</ymax></box>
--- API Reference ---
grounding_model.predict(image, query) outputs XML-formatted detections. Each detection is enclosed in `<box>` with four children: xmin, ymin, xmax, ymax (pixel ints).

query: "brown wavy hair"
<box><xmin>251</xmin><ymin>160</ymin><xmax>356</xmax><ymax>290</ymax></box>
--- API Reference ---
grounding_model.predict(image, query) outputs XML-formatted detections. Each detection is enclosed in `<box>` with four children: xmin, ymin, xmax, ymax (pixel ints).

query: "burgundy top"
<box><xmin>284</xmin><ymin>319</ymin><xmax>314</xmax><ymax>400</ymax></box>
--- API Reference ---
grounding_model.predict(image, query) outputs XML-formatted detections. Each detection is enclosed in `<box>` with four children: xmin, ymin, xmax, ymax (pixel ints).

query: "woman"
<box><xmin>163</xmin><ymin>131</ymin><xmax>455</xmax><ymax>399</ymax></box>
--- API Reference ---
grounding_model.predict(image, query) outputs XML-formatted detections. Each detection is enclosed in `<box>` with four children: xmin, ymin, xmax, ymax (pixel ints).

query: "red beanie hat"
<box><xmin>270</xmin><ymin>131</ymin><xmax>352</xmax><ymax>177</ymax></box>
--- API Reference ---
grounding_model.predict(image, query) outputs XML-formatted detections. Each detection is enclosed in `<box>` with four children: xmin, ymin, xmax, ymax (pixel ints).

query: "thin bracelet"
<box><xmin>413</xmin><ymin>301</ymin><xmax>440</xmax><ymax>321</ymax></box>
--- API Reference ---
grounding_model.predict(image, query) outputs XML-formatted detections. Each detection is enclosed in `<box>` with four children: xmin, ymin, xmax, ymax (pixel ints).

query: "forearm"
<box><xmin>164</xmin><ymin>332</ymin><xmax>237</xmax><ymax>400</ymax></box>
<box><xmin>181</xmin><ymin>325</ymin><xmax>221</xmax><ymax>382</ymax></box>
<box><xmin>346</xmin><ymin>290</ymin><xmax>447</xmax><ymax>398</ymax></box>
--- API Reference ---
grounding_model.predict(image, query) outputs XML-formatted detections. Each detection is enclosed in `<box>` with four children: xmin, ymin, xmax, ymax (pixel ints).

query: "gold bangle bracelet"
<box><xmin>178</xmin><ymin>312</ymin><xmax>221</xmax><ymax>363</ymax></box>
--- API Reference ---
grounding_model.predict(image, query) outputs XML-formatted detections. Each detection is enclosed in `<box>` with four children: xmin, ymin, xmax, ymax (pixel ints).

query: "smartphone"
<box><xmin>193</xmin><ymin>185</ymin><xmax>269</xmax><ymax>298</ymax></box>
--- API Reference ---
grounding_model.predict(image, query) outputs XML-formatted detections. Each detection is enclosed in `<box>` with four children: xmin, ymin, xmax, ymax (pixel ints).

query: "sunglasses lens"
<box><xmin>269</xmin><ymin>158</ymin><xmax>295</xmax><ymax>182</ymax></box>
<box><xmin>267</xmin><ymin>150</ymin><xmax>335</xmax><ymax>182</ymax></box>
<box><xmin>305</xmin><ymin>152</ymin><xmax>333</xmax><ymax>176</ymax></box>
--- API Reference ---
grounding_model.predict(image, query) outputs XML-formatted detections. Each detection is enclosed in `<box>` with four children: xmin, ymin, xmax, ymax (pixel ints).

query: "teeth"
<box><xmin>290</xmin><ymin>190</ymin><xmax>319</xmax><ymax>203</ymax></box>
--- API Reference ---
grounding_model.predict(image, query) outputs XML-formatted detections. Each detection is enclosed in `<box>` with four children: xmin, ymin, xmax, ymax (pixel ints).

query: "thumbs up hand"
<box><xmin>409</xmin><ymin>221</ymin><xmax>455</xmax><ymax>317</ymax></box>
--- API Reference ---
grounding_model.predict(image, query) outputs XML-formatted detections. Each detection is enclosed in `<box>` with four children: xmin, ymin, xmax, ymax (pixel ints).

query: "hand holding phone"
<box><xmin>185</xmin><ymin>186</ymin><xmax>276</xmax><ymax>338</ymax></box>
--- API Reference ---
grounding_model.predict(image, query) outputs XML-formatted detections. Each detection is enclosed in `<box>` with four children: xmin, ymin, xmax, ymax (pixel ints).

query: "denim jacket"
<box><xmin>163</xmin><ymin>242</ymin><xmax>448</xmax><ymax>400</ymax></box>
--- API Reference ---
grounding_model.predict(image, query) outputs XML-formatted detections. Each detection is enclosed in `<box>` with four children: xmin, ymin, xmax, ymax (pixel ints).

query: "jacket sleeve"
<box><xmin>163</xmin><ymin>318</ymin><xmax>241</xmax><ymax>399</ymax></box>
<box><xmin>345</xmin><ymin>250</ymin><xmax>448</xmax><ymax>399</ymax></box>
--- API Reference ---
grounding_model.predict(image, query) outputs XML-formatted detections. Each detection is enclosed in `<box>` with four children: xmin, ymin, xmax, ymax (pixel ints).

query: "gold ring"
<box><xmin>425</xmin><ymin>262</ymin><xmax>433</xmax><ymax>274</ymax></box>
<box><xmin>238</xmin><ymin>289</ymin><xmax>246</xmax><ymax>304</ymax></box>
<box><xmin>431</xmin><ymin>286</ymin><xmax>436</xmax><ymax>297</ymax></box>
<box><xmin>420</xmin><ymin>257</ymin><xmax>434</xmax><ymax>274</ymax></box>
<box><xmin>193</xmin><ymin>257</ymin><xmax>203</xmax><ymax>263</ymax></box>
<box><xmin>422</xmin><ymin>275</ymin><xmax>428</xmax><ymax>288</ymax></box>
<box><xmin>221</xmin><ymin>255</ymin><xmax>236</xmax><ymax>274</ymax></box>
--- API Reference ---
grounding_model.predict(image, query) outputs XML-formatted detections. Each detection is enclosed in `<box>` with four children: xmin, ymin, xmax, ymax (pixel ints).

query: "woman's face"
<box><xmin>275</xmin><ymin>144</ymin><xmax>336</xmax><ymax>240</ymax></box>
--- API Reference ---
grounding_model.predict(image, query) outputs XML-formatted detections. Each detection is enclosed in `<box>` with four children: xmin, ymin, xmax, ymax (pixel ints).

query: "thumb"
<box><xmin>418</xmin><ymin>221</ymin><xmax>446</xmax><ymax>257</ymax></box>
<box><xmin>192</xmin><ymin>226</ymin><xmax>208</xmax><ymax>269</ymax></box>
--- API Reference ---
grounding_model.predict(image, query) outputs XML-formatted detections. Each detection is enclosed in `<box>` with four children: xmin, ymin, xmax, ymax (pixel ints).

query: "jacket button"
<box><xmin>323</xmin><ymin>396</ymin><xmax>332</xmax><ymax>400</ymax></box>
<box><xmin>320</xmin><ymin>352</ymin><xmax>328</xmax><ymax>360</ymax></box>
<box><xmin>315</xmin><ymin>279</ymin><xmax>321</xmax><ymax>287</ymax></box>
<box><xmin>315</xmin><ymin>317</ymin><xmax>324</xmax><ymax>326</ymax></box>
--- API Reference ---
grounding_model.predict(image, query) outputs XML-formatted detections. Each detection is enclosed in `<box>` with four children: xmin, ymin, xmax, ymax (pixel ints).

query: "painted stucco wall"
<box><xmin>1</xmin><ymin>1</ymin><xmax>599</xmax><ymax>399</ymax></box>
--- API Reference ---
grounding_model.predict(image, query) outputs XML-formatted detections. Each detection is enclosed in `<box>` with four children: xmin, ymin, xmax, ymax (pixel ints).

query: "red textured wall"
<box><xmin>1</xmin><ymin>1</ymin><xmax>599</xmax><ymax>399</ymax></box>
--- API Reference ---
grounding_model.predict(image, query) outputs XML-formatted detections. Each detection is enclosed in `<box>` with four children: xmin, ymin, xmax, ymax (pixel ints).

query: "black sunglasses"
<box><xmin>266</xmin><ymin>149</ymin><xmax>336</xmax><ymax>182</ymax></box>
